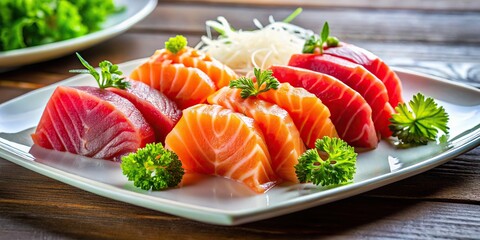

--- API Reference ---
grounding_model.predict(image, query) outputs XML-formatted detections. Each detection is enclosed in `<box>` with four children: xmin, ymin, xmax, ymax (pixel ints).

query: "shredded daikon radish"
<box><xmin>195</xmin><ymin>16</ymin><xmax>314</xmax><ymax>76</ymax></box>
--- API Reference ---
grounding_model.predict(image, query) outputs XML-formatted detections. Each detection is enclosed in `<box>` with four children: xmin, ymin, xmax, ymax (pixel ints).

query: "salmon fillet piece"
<box><xmin>257</xmin><ymin>82</ymin><xmax>339</xmax><ymax>149</ymax></box>
<box><xmin>208</xmin><ymin>87</ymin><xmax>305</xmax><ymax>183</ymax></box>
<box><xmin>165</xmin><ymin>104</ymin><xmax>279</xmax><ymax>193</ymax></box>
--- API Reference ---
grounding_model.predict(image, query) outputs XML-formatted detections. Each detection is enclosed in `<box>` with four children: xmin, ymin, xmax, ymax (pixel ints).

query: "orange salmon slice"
<box><xmin>130</xmin><ymin>58</ymin><xmax>216</xmax><ymax>109</ymax></box>
<box><xmin>257</xmin><ymin>83</ymin><xmax>339</xmax><ymax>148</ymax></box>
<box><xmin>157</xmin><ymin>47</ymin><xmax>238</xmax><ymax>88</ymax></box>
<box><xmin>165</xmin><ymin>104</ymin><xmax>279</xmax><ymax>193</ymax></box>
<box><xmin>208</xmin><ymin>87</ymin><xmax>306</xmax><ymax>183</ymax></box>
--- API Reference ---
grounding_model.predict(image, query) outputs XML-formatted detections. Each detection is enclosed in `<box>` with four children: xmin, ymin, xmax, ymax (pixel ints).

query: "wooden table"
<box><xmin>1</xmin><ymin>0</ymin><xmax>479</xmax><ymax>238</ymax></box>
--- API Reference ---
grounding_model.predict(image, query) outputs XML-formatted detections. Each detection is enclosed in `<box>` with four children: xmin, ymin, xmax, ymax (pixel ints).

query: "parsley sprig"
<box><xmin>229</xmin><ymin>68</ymin><xmax>280</xmax><ymax>98</ymax></box>
<box><xmin>70</xmin><ymin>52</ymin><xmax>129</xmax><ymax>89</ymax></box>
<box><xmin>303</xmin><ymin>22</ymin><xmax>340</xmax><ymax>54</ymax></box>
<box><xmin>121</xmin><ymin>143</ymin><xmax>184</xmax><ymax>191</ymax></box>
<box><xmin>295</xmin><ymin>136</ymin><xmax>357</xmax><ymax>186</ymax></box>
<box><xmin>389</xmin><ymin>93</ymin><xmax>449</xmax><ymax>145</ymax></box>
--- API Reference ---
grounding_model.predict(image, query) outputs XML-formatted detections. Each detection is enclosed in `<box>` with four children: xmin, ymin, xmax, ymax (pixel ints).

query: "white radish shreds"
<box><xmin>196</xmin><ymin>17</ymin><xmax>314</xmax><ymax>76</ymax></box>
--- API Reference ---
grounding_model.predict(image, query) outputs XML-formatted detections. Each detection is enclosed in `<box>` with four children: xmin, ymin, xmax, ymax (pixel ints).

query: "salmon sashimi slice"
<box><xmin>130</xmin><ymin>59</ymin><xmax>216</xmax><ymax>109</ymax></box>
<box><xmin>269</xmin><ymin>65</ymin><xmax>378</xmax><ymax>149</ymax></box>
<box><xmin>153</xmin><ymin>47</ymin><xmax>238</xmax><ymax>88</ymax></box>
<box><xmin>165</xmin><ymin>104</ymin><xmax>278</xmax><ymax>193</ymax></box>
<box><xmin>289</xmin><ymin>54</ymin><xmax>395</xmax><ymax>138</ymax></box>
<box><xmin>208</xmin><ymin>87</ymin><xmax>306</xmax><ymax>183</ymax></box>
<box><xmin>324</xmin><ymin>43</ymin><xmax>404</xmax><ymax>107</ymax></box>
<box><xmin>107</xmin><ymin>80</ymin><xmax>182</xmax><ymax>143</ymax></box>
<box><xmin>31</xmin><ymin>86</ymin><xmax>155</xmax><ymax>161</ymax></box>
<box><xmin>255</xmin><ymin>82</ymin><xmax>339</xmax><ymax>149</ymax></box>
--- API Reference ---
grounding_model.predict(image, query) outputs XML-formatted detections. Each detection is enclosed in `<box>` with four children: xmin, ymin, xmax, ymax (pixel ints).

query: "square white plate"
<box><xmin>0</xmin><ymin>59</ymin><xmax>479</xmax><ymax>225</ymax></box>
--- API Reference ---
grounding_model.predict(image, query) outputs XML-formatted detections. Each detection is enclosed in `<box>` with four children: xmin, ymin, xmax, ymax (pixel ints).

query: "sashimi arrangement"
<box><xmin>31</xmin><ymin>9</ymin><xmax>450</xmax><ymax>194</ymax></box>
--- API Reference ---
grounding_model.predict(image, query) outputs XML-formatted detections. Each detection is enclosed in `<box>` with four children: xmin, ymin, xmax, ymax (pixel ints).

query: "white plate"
<box><xmin>0</xmin><ymin>0</ymin><xmax>157</xmax><ymax>68</ymax></box>
<box><xmin>0</xmin><ymin>59</ymin><xmax>479</xmax><ymax>225</ymax></box>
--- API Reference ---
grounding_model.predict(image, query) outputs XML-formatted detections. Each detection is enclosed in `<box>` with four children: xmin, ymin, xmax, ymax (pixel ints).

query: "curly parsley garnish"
<box><xmin>229</xmin><ymin>68</ymin><xmax>280</xmax><ymax>98</ymax></box>
<box><xmin>70</xmin><ymin>52</ymin><xmax>129</xmax><ymax>89</ymax></box>
<box><xmin>389</xmin><ymin>93</ymin><xmax>449</xmax><ymax>145</ymax></box>
<box><xmin>121</xmin><ymin>143</ymin><xmax>184</xmax><ymax>191</ymax></box>
<box><xmin>295</xmin><ymin>136</ymin><xmax>357</xmax><ymax>186</ymax></box>
<box><xmin>302</xmin><ymin>22</ymin><xmax>339</xmax><ymax>54</ymax></box>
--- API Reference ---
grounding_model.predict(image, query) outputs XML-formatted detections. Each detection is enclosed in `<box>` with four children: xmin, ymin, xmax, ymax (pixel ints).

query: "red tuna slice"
<box><xmin>108</xmin><ymin>80</ymin><xmax>182</xmax><ymax>143</ymax></box>
<box><xmin>269</xmin><ymin>65</ymin><xmax>378</xmax><ymax>149</ymax></box>
<box><xmin>289</xmin><ymin>54</ymin><xmax>395</xmax><ymax>138</ymax></box>
<box><xmin>208</xmin><ymin>87</ymin><xmax>306</xmax><ymax>183</ymax></box>
<box><xmin>324</xmin><ymin>43</ymin><xmax>404</xmax><ymax>107</ymax></box>
<box><xmin>31</xmin><ymin>86</ymin><xmax>155</xmax><ymax>161</ymax></box>
<box><xmin>165</xmin><ymin>104</ymin><xmax>278</xmax><ymax>193</ymax></box>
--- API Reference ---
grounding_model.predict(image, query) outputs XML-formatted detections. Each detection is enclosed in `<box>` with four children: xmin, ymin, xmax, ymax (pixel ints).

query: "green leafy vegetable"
<box><xmin>71</xmin><ymin>0</ymin><xmax>124</xmax><ymax>32</ymax></box>
<box><xmin>0</xmin><ymin>0</ymin><xmax>122</xmax><ymax>51</ymax></box>
<box><xmin>70</xmin><ymin>52</ymin><xmax>130</xmax><ymax>89</ymax></box>
<box><xmin>389</xmin><ymin>93</ymin><xmax>449</xmax><ymax>145</ymax></box>
<box><xmin>302</xmin><ymin>22</ymin><xmax>339</xmax><ymax>54</ymax></box>
<box><xmin>165</xmin><ymin>35</ymin><xmax>188</xmax><ymax>54</ymax></box>
<box><xmin>121</xmin><ymin>143</ymin><xmax>184</xmax><ymax>191</ymax></box>
<box><xmin>295</xmin><ymin>136</ymin><xmax>357</xmax><ymax>186</ymax></box>
<box><xmin>229</xmin><ymin>68</ymin><xmax>280</xmax><ymax>98</ymax></box>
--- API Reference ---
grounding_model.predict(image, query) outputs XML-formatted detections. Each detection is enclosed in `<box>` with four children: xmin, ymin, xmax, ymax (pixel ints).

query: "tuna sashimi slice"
<box><xmin>108</xmin><ymin>80</ymin><xmax>182</xmax><ymax>143</ymax></box>
<box><xmin>269</xmin><ymin>65</ymin><xmax>378</xmax><ymax>149</ymax></box>
<box><xmin>153</xmin><ymin>47</ymin><xmax>238</xmax><ymax>88</ymax></box>
<box><xmin>324</xmin><ymin>43</ymin><xmax>404</xmax><ymax>107</ymax></box>
<box><xmin>256</xmin><ymin>82</ymin><xmax>339</xmax><ymax>149</ymax></box>
<box><xmin>208</xmin><ymin>87</ymin><xmax>306</xmax><ymax>183</ymax></box>
<box><xmin>289</xmin><ymin>54</ymin><xmax>395</xmax><ymax>138</ymax></box>
<box><xmin>31</xmin><ymin>86</ymin><xmax>155</xmax><ymax>161</ymax></box>
<box><xmin>130</xmin><ymin>58</ymin><xmax>216</xmax><ymax>109</ymax></box>
<box><xmin>165</xmin><ymin>104</ymin><xmax>278</xmax><ymax>193</ymax></box>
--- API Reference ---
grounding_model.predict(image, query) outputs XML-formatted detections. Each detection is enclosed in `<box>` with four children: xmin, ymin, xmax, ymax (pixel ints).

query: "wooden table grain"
<box><xmin>1</xmin><ymin>1</ymin><xmax>479</xmax><ymax>239</ymax></box>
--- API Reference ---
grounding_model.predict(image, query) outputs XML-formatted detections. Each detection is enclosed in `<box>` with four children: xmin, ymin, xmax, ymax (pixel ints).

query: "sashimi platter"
<box><xmin>1</xmin><ymin>10</ymin><xmax>479</xmax><ymax>225</ymax></box>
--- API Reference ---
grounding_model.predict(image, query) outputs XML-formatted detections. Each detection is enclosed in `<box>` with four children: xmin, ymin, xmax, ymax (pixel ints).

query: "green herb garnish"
<box><xmin>121</xmin><ymin>143</ymin><xmax>184</xmax><ymax>191</ymax></box>
<box><xmin>389</xmin><ymin>93</ymin><xmax>449</xmax><ymax>145</ymax></box>
<box><xmin>229</xmin><ymin>68</ymin><xmax>280</xmax><ymax>98</ymax></box>
<box><xmin>295</xmin><ymin>136</ymin><xmax>357</xmax><ymax>186</ymax></box>
<box><xmin>165</xmin><ymin>35</ymin><xmax>188</xmax><ymax>54</ymax></box>
<box><xmin>282</xmin><ymin>8</ymin><xmax>303</xmax><ymax>23</ymax></box>
<box><xmin>70</xmin><ymin>52</ymin><xmax>129</xmax><ymax>89</ymax></box>
<box><xmin>302</xmin><ymin>22</ymin><xmax>339</xmax><ymax>54</ymax></box>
